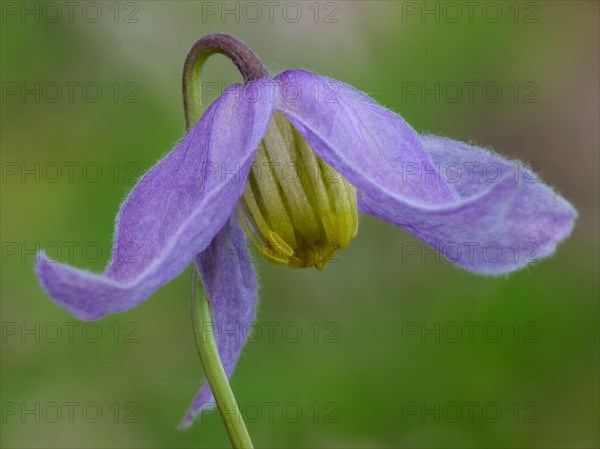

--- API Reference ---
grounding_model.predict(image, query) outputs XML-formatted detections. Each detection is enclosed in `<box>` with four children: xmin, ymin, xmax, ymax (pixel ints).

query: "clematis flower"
<box><xmin>35</xmin><ymin>34</ymin><xmax>576</xmax><ymax>428</ymax></box>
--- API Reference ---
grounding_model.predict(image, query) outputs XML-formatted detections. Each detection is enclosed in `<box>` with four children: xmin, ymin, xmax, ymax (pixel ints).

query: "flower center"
<box><xmin>237</xmin><ymin>112</ymin><xmax>358</xmax><ymax>270</ymax></box>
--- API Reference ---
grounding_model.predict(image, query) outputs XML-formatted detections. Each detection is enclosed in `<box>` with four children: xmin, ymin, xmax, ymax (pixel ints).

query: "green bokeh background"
<box><xmin>1</xmin><ymin>1</ymin><xmax>598</xmax><ymax>448</ymax></box>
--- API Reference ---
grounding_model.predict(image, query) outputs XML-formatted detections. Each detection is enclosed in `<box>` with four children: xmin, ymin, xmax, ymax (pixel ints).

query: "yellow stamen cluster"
<box><xmin>238</xmin><ymin>112</ymin><xmax>358</xmax><ymax>270</ymax></box>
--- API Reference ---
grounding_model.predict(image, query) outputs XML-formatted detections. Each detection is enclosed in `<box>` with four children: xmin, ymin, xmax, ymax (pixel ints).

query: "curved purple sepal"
<box><xmin>36</xmin><ymin>81</ymin><xmax>274</xmax><ymax>320</ymax></box>
<box><xmin>180</xmin><ymin>216</ymin><xmax>257</xmax><ymax>428</ymax></box>
<box><xmin>359</xmin><ymin>136</ymin><xmax>577</xmax><ymax>274</ymax></box>
<box><xmin>275</xmin><ymin>69</ymin><xmax>576</xmax><ymax>274</ymax></box>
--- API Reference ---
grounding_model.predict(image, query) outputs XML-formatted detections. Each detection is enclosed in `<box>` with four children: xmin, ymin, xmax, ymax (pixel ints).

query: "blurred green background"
<box><xmin>1</xmin><ymin>1</ymin><xmax>598</xmax><ymax>448</ymax></box>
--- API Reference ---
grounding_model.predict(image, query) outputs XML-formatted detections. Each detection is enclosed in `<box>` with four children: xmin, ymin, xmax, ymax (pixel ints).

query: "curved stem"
<box><xmin>190</xmin><ymin>267</ymin><xmax>254</xmax><ymax>449</ymax></box>
<box><xmin>183</xmin><ymin>34</ymin><xmax>262</xmax><ymax>448</ymax></box>
<box><xmin>182</xmin><ymin>33</ymin><xmax>270</xmax><ymax>128</ymax></box>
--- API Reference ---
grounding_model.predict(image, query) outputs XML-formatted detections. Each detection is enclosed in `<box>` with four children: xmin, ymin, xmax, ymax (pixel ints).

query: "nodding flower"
<box><xmin>35</xmin><ymin>34</ymin><xmax>576</xmax><ymax>428</ymax></box>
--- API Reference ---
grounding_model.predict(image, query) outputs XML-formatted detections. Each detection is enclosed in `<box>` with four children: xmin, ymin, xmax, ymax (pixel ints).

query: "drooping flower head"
<box><xmin>35</xmin><ymin>34</ymin><xmax>576</xmax><ymax>427</ymax></box>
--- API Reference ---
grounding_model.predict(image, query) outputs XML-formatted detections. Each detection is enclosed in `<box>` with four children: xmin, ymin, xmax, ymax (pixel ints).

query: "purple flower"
<box><xmin>35</xmin><ymin>35</ymin><xmax>576</xmax><ymax>428</ymax></box>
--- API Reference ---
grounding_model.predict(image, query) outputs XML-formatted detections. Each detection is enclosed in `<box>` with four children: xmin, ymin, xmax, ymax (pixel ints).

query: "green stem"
<box><xmin>183</xmin><ymin>34</ymin><xmax>265</xmax><ymax>447</ymax></box>
<box><xmin>182</xmin><ymin>33</ymin><xmax>269</xmax><ymax>128</ymax></box>
<box><xmin>190</xmin><ymin>267</ymin><xmax>254</xmax><ymax>449</ymax></box>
